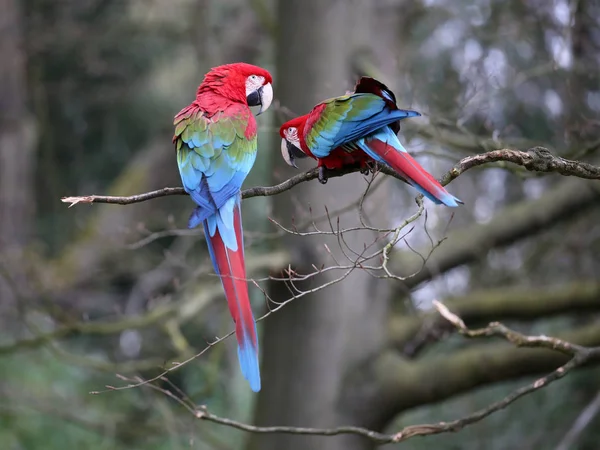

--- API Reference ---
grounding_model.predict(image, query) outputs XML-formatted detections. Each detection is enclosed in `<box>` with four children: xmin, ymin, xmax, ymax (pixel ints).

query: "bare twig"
<box><xmin>194</xmin><ymin>407</ymin><xmax>393</xmax><ymax>443</ymax></box>
<box><xmin>61</xmin><ymin>147</ymin><xmax>600</xmax><ymax>208</ymax></box>
<box><xmin>61</xmin><ymin>187</ymin><xmax>186</xmax><ymax>207</ymax></box>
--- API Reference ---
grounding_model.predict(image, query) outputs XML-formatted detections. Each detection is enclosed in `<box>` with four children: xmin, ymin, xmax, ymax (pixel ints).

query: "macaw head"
<box><xmin>197</xmin><ymin>63</ymin><xmax>273</xmax><ymax>115</ymax></box>
<box><xmin>280</xmin><ymin>116</ymin><xmax>311</xmax><ymax>169</ymax></box>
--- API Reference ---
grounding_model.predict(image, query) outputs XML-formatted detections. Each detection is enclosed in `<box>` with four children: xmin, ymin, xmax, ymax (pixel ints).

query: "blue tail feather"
<box><xmin>189</xmin><ymin>206</ymin><xmax>209</xmax><ymax>229</ymax></box>
<box><xmin>201</xmin><ymin>201</ymin><xmax>261</xmax><ymax>392</ymax></box>
<box><xmin>237</xmin><ymin>327</ymin><xmax>261</xmax><ymax>392</ymax></box>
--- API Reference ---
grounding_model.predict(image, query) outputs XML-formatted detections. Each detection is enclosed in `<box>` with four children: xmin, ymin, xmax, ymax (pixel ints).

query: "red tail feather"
<box><xmin>206</xmin><ymin>206</ymin><xmax>260</xmax><ymax>391</ymax></box>
<box><xmin>209</xmin><ymin>216</ymin><xmax>257</xmax><ymax>348</ymax></box>
<box><xmin>367</xmin><ymin>138</ymin><xmax>451</xmax><ymax>203</ymax></box>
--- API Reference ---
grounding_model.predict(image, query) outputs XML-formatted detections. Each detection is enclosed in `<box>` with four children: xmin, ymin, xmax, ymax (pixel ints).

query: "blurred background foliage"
<box><xmin>1</xmin><ymin>0</ymin><xmax>599</xmax><ymax>449</ymax></box>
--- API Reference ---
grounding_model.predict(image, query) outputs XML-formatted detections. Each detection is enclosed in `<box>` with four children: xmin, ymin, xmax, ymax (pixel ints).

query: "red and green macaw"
<box><xmin>280</xmin><ymin>77</ymin><xmax>462</xmax><ymax>207</ymax></box>
<box><xmin>173</xmin><ymin>63</ymin><xmax>273</xmax><ymax>392</ymax></box>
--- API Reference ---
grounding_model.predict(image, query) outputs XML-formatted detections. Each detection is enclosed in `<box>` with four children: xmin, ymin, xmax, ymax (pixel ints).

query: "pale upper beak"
<box><xmin>281</xmin><ymin>138</ymin><xmax>297</xmax><ymax>168</ymax></box>
<box><xmin>257</xmin><ymin>82</ymin><xmax>273</xmax><ymax>115</ymax></box>
<box><xmin>280</xmin><ymin>138</ymin><xmax>308</xmax><ymax>169</ymax></box>
<box><xmin>247</xmin><ymin>82</ymin><xmax>273</xmax><ymax>116</ymax></box>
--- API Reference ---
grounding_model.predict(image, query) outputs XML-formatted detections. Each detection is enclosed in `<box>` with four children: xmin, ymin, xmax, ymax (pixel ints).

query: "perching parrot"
<box><xmin>173</xmin><ymin>63</ymin><xmax>273</xmax><ymax>392</ymax></box>
<box><xmin>280</xmin><ymin>77</ymin><xmax>462</xmax><ymax>207</ymax></box>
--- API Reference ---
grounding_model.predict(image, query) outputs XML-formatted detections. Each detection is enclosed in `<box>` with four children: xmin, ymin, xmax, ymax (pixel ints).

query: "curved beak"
<box><xmin>280</xmin><ymin>138</ymin><xmax>309</xmax><ymax>169</ymax></box>
<box><xmin>257</xmin><ymin>82</ymin><xmax>273</xmax><ymax>115</ymax></box>
<box><xmin>247</xmin><ymin>82</ymin><xmax>273</xmax><ymax>116</ymax></box>
<box><xmin>281</xmin><ymin>138</ymin><xmax>298</xmax><ymax>168</ymax></box>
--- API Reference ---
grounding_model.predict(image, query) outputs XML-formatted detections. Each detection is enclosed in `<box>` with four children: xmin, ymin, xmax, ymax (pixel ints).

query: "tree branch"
<box><xmin>433</xmin><ymin>300</ymin><xmax>594</xmax><ymax>355</ymax></box>
<box><xmin>443</xmin><ymin>146</ymin><xmax>600</xmax><ymax>184</ymax></box>
<box><xmin>390</xmin><ymin>282</ymin><xmax>600</xmax><ymax>356</ymax></box>
<box><xmin>156</xmin><ymin>302</ymin><xmax>600</xmax><ymax>445</ymax></box>
<box><xmin>60</xmin><ymin>165</ymin><xmax>401</xmax><ymax>206</ymax></box>
<box><xmin>60</xmin><ymin>147</ymin><xmax>600</xmax><ymax>207</ymax></box>
<box><xmin>369</xmin><ymin>313</ymin><xmax>600</xmax><ymax>435</ymax></box>
<box><xmin>61</xmin><ymin>187</ymin><xmax>186</xmax><ymax>206</ymax></box>
<box><xmin>195</xmin><ymin>409</ymin><xmax>393</xmax><ymax>444</ymax></box>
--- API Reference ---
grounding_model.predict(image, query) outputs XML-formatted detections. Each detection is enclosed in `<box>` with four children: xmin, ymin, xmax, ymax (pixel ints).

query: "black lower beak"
<box><xmin>287</xmin><ymin>141</ymin><xmax>309</xmax><ymax>169</ymax></box>
<box><xmin>286</xmin><ymin>141</ymin><xmax>298</xmax><ymax>168</ymax></box>
<box><xmin>246</xmin><ymin>86</ymin><xmax>263</xmax><ymax>108</ymax></box>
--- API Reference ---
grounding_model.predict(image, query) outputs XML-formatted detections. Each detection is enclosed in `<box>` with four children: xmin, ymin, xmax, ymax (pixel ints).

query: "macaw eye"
<box><xmin>289</xmin><ymin>127</ymin><xmax>297</xmax><ymax>132</ymax></box>
<box><xmin>249</xmin><ymin>75</ymin><xmax>258</xmax><ymax>81</ymax></box>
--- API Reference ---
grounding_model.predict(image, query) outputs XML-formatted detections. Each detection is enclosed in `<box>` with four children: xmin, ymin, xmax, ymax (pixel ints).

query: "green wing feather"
<box><xmin>174</xmin><ymin>108</ymin><xmax>257</xmax><ymax>212</ymax></box>
<box><xmin>304</xmin><ymin>94</ymin><xmax>398</xmax><ymax>158</ymax></box>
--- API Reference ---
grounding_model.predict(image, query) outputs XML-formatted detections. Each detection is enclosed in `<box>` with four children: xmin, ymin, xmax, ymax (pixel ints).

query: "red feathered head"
<box><xmin>197</xmin><ymin>63</ymin><xmax>273</xmax><ymax>115</ymax></box>
<box><xmin>280</xmin><ymin>115</ymin><xmax>311</xmax><ymax>168</ymax></box>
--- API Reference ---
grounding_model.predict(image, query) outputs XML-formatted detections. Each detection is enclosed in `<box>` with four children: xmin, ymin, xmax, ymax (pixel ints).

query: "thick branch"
<box><xmin>390</xmin><ymin>282</ymin><xmax>600</xmax><ymax>354</ymax></box>
<box><xmin>380</xmin><ymin>302</ymin><xmax>600</xmax><ymax>443</ymax></box>
<box><xmin>443</xmin><ymin>147</ymin><xmax>600</xmax><ymax>183</ymax></box>
<box><xmin>61</xmin><ymin>147</ymin><xmax>600</xmax><ymax>207</ymax></box>
<box><xmin>370</xmin><ymin>308</ymin><xmax>600</xmax><ymax>433</ymax></box>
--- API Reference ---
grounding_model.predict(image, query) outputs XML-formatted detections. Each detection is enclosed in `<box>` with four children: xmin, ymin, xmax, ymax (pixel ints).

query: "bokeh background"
<box><xmin>1</xmin><ymin>0</ymin><xmax>600</xmax><ymax>449</ymax></box>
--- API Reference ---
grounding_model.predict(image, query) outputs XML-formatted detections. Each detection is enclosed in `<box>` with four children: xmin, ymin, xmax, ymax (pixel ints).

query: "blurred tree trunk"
<box><xmin>0</xmin><ymin>0</ymin><xmax>37</xmax><ymax>308</ymax></box>
<box><xmin>0</xmin><ymin>0</ymin><xmax>36</xmax><ymax>248</ymax></box>
<box><xmin>566</xmin><ymin>0</ymin><xmax>597</xmax><ymax>145</ymax></box>
<box><xmin>249</xmin><ymin>2</ymin><xmax>388</xmax><ymax>450</ymax></box>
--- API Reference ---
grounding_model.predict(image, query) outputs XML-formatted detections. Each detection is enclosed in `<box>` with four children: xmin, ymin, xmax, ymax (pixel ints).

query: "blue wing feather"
<box><xmin>308</xmin><ymin>94</ymin><xmax>420</xmax><ymax>158</ymax></box>
<box><xmin>176</xmin><ymin>108</ymin><xmax>256</xmax><ymax>233</ymax></box>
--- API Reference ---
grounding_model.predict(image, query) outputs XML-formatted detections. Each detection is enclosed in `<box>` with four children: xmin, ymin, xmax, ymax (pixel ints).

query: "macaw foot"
<box><xmin>318</xmin><ymin>166</ymin><xmax>328</xmax><ymax>184</ymax></box>
<box><xmin>359</xmin><ymin>166</ymin><xmax>370</xmax><ymax>176</ymax></box>
<box><xmin>366</xmin><ymin>161</ymin><xmax>378</xmax><ymax>173</ymax></box>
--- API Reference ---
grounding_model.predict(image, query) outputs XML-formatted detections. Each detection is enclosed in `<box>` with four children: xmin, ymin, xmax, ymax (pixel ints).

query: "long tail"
<box><xmin>202</xmin><ymin>196</ymin><xmax>260</xmax><ymax>392</ymax></box>
<box><xmin>357</xmin><ymin>128</ymin><xmax>463</xmax><ymax>207</ymax></box>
